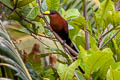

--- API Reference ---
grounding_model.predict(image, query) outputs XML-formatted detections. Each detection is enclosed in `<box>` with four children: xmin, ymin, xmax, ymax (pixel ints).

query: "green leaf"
<box><xmin>96</xmin><ymin>0</ymin><xmax>115</xmax><ymax>27</ymax></box>
<box><xmin>7</xmin><ymin>12</ymin><xmax>21</xmax><ymax>21</ymax></box>
<box><xmin>0</xmin><ymin>21</ymin><xmax>32</xmax><ymax>80</ymax></box>
<box><xmin>75</xmin><ymin>71</ymin><xmax>86</xmax><ymax>80</ymax></box>
<box><xmin>97</xmin><ymin>59</ymin><xmax>114</xmax><ymax>80</ymax></box>
<box><xmin>113</xmin><ymin>12</ymin><xmax>120</xmax><ymax>26</ymax></box>
<box><xmin>17</xmin><ymin>0</ymin><xmax>34</xmax><ymax>7</ymax></box>
<box><xmin>106</xmin><ymin>62</ymin><xmax>120</xmax><ymax>80</ymax></box>
<box><xmin>79</xmin><ymin>45</ymin><xmax>87</xmax><ymax>64</ymax></box>
<box><xmin>57</xmin><ymin>63</ymin><xmax>67</xmax><ymax>79</ymax></box>
<box><xmin>74</xmin><ymin>34</ymin><xmax>85</xmax><ymax>49</ymax></box>
<box><xmin>94</xmin><ymin>48</ymin><xmax>115</xmax><ymax>79</ymax></box>
<box><xmin>112</xmin><ymin>62</ymin><xmax>120</xmax><ymax>70</ymax></box>
<box><xmin>112</xmin><ymin>0</ymin><xmax>119</xmax><ymax>3</ymax></box>
<box><xmin>65</xmin><ymin>9</ymin><xmax>80</xmax><ymax>20</ymax></box>
<box><xmin>9</xmin><ymin>28</ymin><xmax>30</xmax><ymax>35</ymax></box>
<box><xmin>85</xmin><ymin>49</ymin><xmax>114</xmax><ymax>79</ymax></box>
<box><xmin>107</xmin><ymin>67</ymin><xmax>120</xmax><ymax>80</ymax></box>
<box><xmin>46</xmin><ymin>0</ymin><xmax>60</xmax><ymax>10</ymax></box>
<box><xmin>62</xmin><ymin>59</ymin><xmax>80</xmax><ymax>80</ymax></box>
<box><xmin>21</xmin><ymin>5</ymin><xmax>39</xmax><ymax>20</ymax></box>
<box><xmin>34</xmin><ymin>21</ymin><xmax>44</xmax><ymax>33</ymax></box>
<box><xmin>69</xmin><ymin>17</ymin><xmax>87</xmax><ymax>30</ymax></box>
<box><xmin>0</xmin><ymin>0</ymin><xmax>13</xmax><ymax>9</ymax></box>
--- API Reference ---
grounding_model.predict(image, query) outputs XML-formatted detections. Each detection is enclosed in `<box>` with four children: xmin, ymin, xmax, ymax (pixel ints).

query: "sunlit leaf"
<box><xmin>69</xmin><ymin>17</ymin><xmax>87</xmax><ymax>30</ymax></box>
<box><xmin>57</xmin><ymin>63</ymin><xmax>67</xmax><ymax>79</ymax></box>
<box><xmin>62</xmin><ymin>59</ymin><xmax>80</xmax><ymax>80</ymax></box>
<box><xmin>85</xmin><ymin>49</ymin><xmax>114</xmax><ymax>79</ymax></box>
<box><xmin>21</xmin><ymin>5</ymin><xmax>39</xmax><ymax>20</ymax></box>
<box><xmin>65</xmin><ymin>9</ymin><xmax>80</xmax><ymax>20</ymax></box>
<box><xmin>46</xmin><ymin>0</ymin><xmax>60</xmax><ymax>10</ymax></box>
<box><xmin>96</xmin><ymin>0</ymin><xmax>115</xmax><ymax>27</ymax></box>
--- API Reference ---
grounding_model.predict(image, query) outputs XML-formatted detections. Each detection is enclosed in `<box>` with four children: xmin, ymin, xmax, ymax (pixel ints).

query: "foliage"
<box><xmin>0</xmin><ymin>21</ymin><xmax>32</xmax><ymax>80</ymax></box>
<box><xmin>0</xmin><ymin>0</ymin><xmax>120</xmax><ymax>80</ymax></box>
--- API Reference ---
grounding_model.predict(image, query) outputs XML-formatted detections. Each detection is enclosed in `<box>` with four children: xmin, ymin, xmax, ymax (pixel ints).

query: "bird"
<box><xmin>43</xmin><ymin>10</ymin><xmax>79</xmax><ymax>57</ymax></box>
<box><xmin>43</xmin><ymin>10</ymin><xmax>85</xmax><ymax>74</ymax></box>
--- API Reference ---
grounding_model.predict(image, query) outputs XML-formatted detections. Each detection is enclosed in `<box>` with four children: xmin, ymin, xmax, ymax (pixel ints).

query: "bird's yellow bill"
<box><xmin>43</xmin><ymin>11</ymin><xmax>50</xmax><ymax>15</ymax></box>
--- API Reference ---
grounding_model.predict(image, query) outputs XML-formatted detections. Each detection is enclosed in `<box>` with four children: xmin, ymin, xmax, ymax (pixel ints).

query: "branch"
<box><xmin>99</xmin><ymin>29</ymin><xmax>120</xmax><ymax>50</ymax></box>
<box><xmin>99</xmin><ymin>27</ymin><xmax>115</xmax><ymax>40</ymax></box>
<box><xmin>31</xmin><ymin>33</ymin><xmax>50</xmax><ymax>48</ymax></box>
<box><xmin>83</xmin><ymin>0</ymin><xmax>89</xmax><ymax>50</ymax></box>
<box><xmin>36</xmin><ymin>0</ymin><xmax>78</xmax><ymax>56</ymax></box>
<box><xmin>13</xmin><ymin>0</ymin><xmax>18</xmax><ymax>10</ymax></box>
<box><xmin>98</xmin><ymin>26</ymin><xmax>115</xmax><ymax>48</ymax></box>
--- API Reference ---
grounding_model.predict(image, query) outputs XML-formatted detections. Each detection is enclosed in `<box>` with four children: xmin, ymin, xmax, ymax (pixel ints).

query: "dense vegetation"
<box><xmin>0</xmin><ymin>0</ymin><xmax>120</xmax><ymax>80</ymax></box>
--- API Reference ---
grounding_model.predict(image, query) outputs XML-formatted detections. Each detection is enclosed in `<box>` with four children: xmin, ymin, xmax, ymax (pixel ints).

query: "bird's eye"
<box><xmin>50</xmin><ymin>10</ymin><xmax>56</xmax><ymax>14</ymax></box>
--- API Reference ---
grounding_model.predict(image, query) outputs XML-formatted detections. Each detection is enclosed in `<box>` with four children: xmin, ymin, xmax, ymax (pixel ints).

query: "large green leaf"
<box><xmin>106</xmin><ymin>62</ymin><xmax>120</xmax><ymax>80</ymax></box>
<box><xmin>21</xmin><ymin>5</ymin><xmax>39</xmax><ymax>20</ymax></box>
<box><xmin>107</xmin><ymin>69</ymin><xmax>120</xmax><ymax>80</ymax></box>
<box><xmin>65</xmin><ymin>9</ymin><xmax>80</xmax><ymax>20</ymax></box>
<box><xmin>96</xmin><ymin>0</ymin><xmax>115</xmax><ymax>27</ymax></box>
<box><xmin>46</xmin><ymin>0</ymin><xmax>60</xmax><ymax>10</ymax></box>
<box><xmin>85</xmin><ymin>48</ymin><xmax>114</xmax><ymax>79</ymax></box>
<box><xmin>69</xmin><ymin>17</ymin><xmax>87</xmax><ymax>30</ymax></box>
<box><xmin>113</xmin><ymin>12</ymin><xmax>120</xmax><ymax>26</ymax></box>
<box><xmin>62</xmin><ymin>59</ymin><xmax>80</xmax><ymax>80</ymax></box>
<box><xmin>7</xmin><ymin>11</ymin><xmax>22</xmax><ymax>21</ymax></box>
<box><xmin>0</xmin><ymin>0</ymin><xmax>13</xmax><ymax>9</ymax></box>
<box><xmin>17</xmin><ymin>0</ymin><xmax>34</xmax><ymax>7</ymax></box>
<box><xmin>0</xmin><ymin>21</ymin><xmax>32</xmax><ymax>80</ymax></box>
<box><xmin>57</xmin><ymin>63</ymin><xmax>67</xmax><ymax>79</ymax></box>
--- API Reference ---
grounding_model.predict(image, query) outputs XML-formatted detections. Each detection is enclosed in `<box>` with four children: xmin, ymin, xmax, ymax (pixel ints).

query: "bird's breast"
<box><xmin>50</xmin><ymin>20</ymin><xmax>64</xmax><ymax>33</ymax></box>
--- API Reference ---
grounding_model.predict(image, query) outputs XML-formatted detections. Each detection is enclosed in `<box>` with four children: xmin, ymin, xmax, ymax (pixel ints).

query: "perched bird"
<box><xmin>43</xmin><ymin>10</ymin><xmax>85</xmax><ymax>74</ymax></box>
<box><xmin>43</xmin><ymin>10</ymin><xmax>79</xmax><ymax>57</ymax></box>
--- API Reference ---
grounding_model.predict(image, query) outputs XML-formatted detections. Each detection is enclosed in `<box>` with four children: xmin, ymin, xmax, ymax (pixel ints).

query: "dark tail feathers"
<box><xmin>67</xmin><ymin>38</ymin><xmax>85</xmax><ymax>74</ymax></box>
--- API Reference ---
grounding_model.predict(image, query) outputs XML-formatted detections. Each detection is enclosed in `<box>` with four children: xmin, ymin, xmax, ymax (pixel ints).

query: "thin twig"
<box><xmin>99</xmin><ymin>29</ymin><xmax>120</xmax><ymax>50</ymax></box>
<box><xmin>31</xmin><ymin>33</ymin><xmax>50</xmax><ymax>48</ymax></box>
<box><xmin>13</xmin><ymin>0</ymin><xmax>18</xmax><ymax>10</ymax></box>
<box><xmin>99</xmin><ymin>27</ymin><xmax>115</xmax><ymax>40</ymax></box>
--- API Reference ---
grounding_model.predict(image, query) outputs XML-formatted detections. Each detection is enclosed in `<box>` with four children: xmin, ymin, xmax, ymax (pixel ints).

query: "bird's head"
<box><xmin>43</xmin><ymin>10</ymin><xmax>57</xmax><ymax>15</ymax></box>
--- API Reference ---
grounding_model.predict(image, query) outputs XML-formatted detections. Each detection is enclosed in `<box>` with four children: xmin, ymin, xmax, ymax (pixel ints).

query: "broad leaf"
<box><xmin>0</xmin><ymin>0</ymin><xmax>13</xmax><ymax>9</ymax></box>
<box><xmin>17</xmin><ymin>0</ymin><xmax>34</xmax><ymax>7</ymax></box>
<box><xmin>96</xmin><ymin>0</ymin><xmax>115</xmax><ymax>27</ymax></box>
<box><xmin>46</xmin><ymin>0</ymin><xmax>60</xmax><ymax>10</ymax></box>
<box><xmin>69</xmin><ymin>17</ymin><xmax>87</xmax><ymax>30</ymax></box>
<box><xmin>62</xmin><ymin>59</ymin><xmax>80</xmax><ymax>80</ymax></box>
<box><xmin>0</xmin><ymin>21</ymin><xmax>32</xmax><ymax>80</ymax></box>
<box><xmin>85</xmin><ymin>48</ymin><xmax>114</xmax><ymax>79</ymax></box>
<box><xmin>65</xmin><ymin>9</ymin><xmax>80</xmax><ymax>20</ymax></box>
<box><xmin>57</xmin><ymin>63</ymin><xmax>67</xmax><ymax>79</ymax></box>
<box><xmin>21</xmin><ymin>5</ymin><xmax>39</xmax><ymax>20</ymax></box>
<box><xmin>107</xmin><ymin>67</ymin><xmax>120</xmax><ymax>80</ymax></box>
